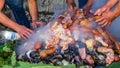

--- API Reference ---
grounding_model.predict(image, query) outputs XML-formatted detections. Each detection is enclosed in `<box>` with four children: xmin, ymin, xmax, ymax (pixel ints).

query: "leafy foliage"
<box><xmin>12</xmin><ymin>61</ymin><xmax>75</xmax><ymax>68</ymax></box>
<box><xmin>11</xmin><ymin>51</ymin><xmax>17</xmax><ymax>67</ymax></box>
<box><xmin>3</xmin><ymin>46</ymin><xmax>12</xmax><ymax>52</ymax></box>
<box><xmin>0</xmin><ymin>41</ymin><xmax>17</xmax><ymax>67</ymax></box>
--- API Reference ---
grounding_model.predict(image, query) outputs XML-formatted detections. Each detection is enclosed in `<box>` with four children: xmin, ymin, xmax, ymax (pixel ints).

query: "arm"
<box><xmin>28</xmin><ymin>0</ymin><xmax>45</xmax><ymax>28</ymax></box>
<box><xmin>96</xmin><ymin>1</ymin><xmax>120</xmax><ymax>27</ymax></box>
<box><xmin>83</xmin><ymin>0</ymin><xmax>94</xmax><ymax>16</ymax></box>
<box><xmin>0</xmin><ymin>0</ymin><xmax>4</xmax><ymax>10</ymax></box>
<box><xmin>83</xmin><ymin>0</ymin><xmax>93</xmax><ymax>10</ymax></box>
<box><xmin>112</xmin><ymin>1</ymin><xmax>120</xmax><ymax>18</ymax></box>
<box><xmin>0</xmin><ymin>0</ymin><xmax>32</xmax><ymax>39</ymax></box>
<box><xmin>104</xmin><ymin>0</ymin><xmax>118</xmax><ymax>9</ymax></box>
<box><xmin>66</xmin><ymin>0</ymin><xmax>76</xmax><ymax>8</ymax></box>
<box><xmin>95</xmin><ymin>0</ymin><xmax>118</xmax><ymax>15</ymax></box>
<box><xmin>28</xmin><ymin>0</ymin><xmax>38</xmax><ymax>22</ymax></box>
<box><xmin>0</xmin><ymin>0</ymin><xmax>18</xmax><ymax>30</ymax></box>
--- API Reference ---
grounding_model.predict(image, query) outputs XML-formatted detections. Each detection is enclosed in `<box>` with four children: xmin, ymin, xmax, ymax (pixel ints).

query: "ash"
<box><xmin>16</xmin><ymin>8</ymin><xmax>120</xmax><ymax>68</ymax></box>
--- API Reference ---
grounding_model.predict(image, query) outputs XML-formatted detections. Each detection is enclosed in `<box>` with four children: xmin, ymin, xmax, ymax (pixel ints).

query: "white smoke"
<box><xmin>15</xmin><ymin>22</ymin><xmax>54</xmax><ymax>55</ymax></box>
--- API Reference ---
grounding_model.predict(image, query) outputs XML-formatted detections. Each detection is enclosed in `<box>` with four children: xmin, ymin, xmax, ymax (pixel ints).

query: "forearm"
<box><xmin>112</xmin><ymin>1</ymin><xmax>120</xmax><ymax>18</ymax></box>
<box><xmin>0</xmin><ymin>0</ymin><xmax>20</xmax><ymax>31</ymax></box>
<box><xmin>83</xmin><ymin>0</ymin><xmax>93</xmax><ymax>9</ymax></box>
<box><xmin>0</xmin><ymin>12</ymin><xmax>21</xmax><ymax>31</ymax></box>
<box><xmin>104</xmin><ymin>0</ymin><xmax>118</xmax><ymax>9</ymax></box>
<box><xmin>28</xmin><ymin>0</ymin><xmax>38</xmax><ymax>21</ymax></box>
<box><xmin>66</xmin><ymin>0</ymin><xmax>76</xmax><ymax>7</ymax></box>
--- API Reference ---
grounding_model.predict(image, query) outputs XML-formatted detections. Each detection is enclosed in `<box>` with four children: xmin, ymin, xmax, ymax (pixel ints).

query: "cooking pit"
<box><xmin>15</xmin><ymin>8</ymin><xmax>120</xmax><ymax>68</ymax></box>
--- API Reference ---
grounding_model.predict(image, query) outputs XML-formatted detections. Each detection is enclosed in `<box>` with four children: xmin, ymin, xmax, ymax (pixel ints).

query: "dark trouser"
<box><xmin>78</xmin><ymin>0</ymin><xmax>88</xmax><ymax>8</ymax></box>
<box><xmin>5</xmin><ymin>0</ymin><xmax>30</xmax><ymax>28</ymax></box>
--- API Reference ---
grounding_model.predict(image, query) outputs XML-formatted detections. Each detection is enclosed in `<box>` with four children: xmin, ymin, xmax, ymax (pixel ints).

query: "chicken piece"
<box><xmin>114</xmin><ymin>54</ymin><xmax>120</xmax><ymax>62</ymax></box>
<box><xmin>95</xmin><ymin>36</ymin><xmax>108</xmax><ymax>47</ymax></box>
<box><xmin>78</xmin><ymin>47</ymin><xmax>86</xmax><ymax>60</ymax></box>
<box><xmin>39</xmin><ymin>46</ymin><xmax>56</xmax><ymax>59</ymax></box>
<box><xmin>97</xmin><ymin>28</ymin><xmax>109</xmax><ymax>41</ymax></box>
<box><xmin>107</xmin><ymin>31</ymin><xmax>120</xmax><ymax>54</ymax></box>
<box><xmin>52</xmin><ymin>24</ymin><xmax>65</xmax><ymax>37</ymax></box>
<box><xmin>51</xmin><ymin>21</ymin><xmax>66</xmax><ymax>38</ymax></box>
<box><xmin>114</xmin><ymin>42</ymin><xmax>120</xmax><ymax>54</ymax></box>
<box><xmin>72</xmin><ymin>19</ymin><xmax>80</xmax><ymax>26</ymax></box>
<box><xmin>93</xmin><ymin>15</ymin><xmax>102</xmax><ymax>21</ymax></box>
<box><xmin>45</xmin><ymin>36</ymin><xmax>59</xmax><ymax>49</ymax></box>
<box><xmin>85</xmin><ymin>39</ymin><xmax>96</xmax><ymax>50</ymax></box>
<box><xmin>97</xmin><ymin>46</ymin><xmax>114</xmax><ymax>64</ymax></box>
<box><xmin>86</xmin><ymin>55</ymin><xmax>94</xmax><ymax>64</ymax></box>
<box><xmin>53</xmin><ymin>27</ymin><xmax>73</xmax><ymax>43</ymax></box>
<box><xmin>51</xmin><ymin>19</ymin><xmax>73</xmax><ymax>44</ymax></box>
<box><xmin>97</xmin><ymin>46</ymin><xmax>114</xmax><ymax>54</ymax></box>
<box><xmin>80</xmin><ymin>19</ymin><xmax>90</xmax><ymax>27</ymax></box>
<box><xmin>105</xmin><ymin>52</ymin><xmax>114</xmax><ymax>64</ymax></box>
<box><xmin>75</xmin><ymin>9</ymin><xmax>84</xmax><ymax>19</ymax></box>
<box><xmin>62</xmin><ymin>15</ymin><xmax>73</xmax><ymax>29</ymax></box>
<box><xmin>92</xmin><ymin>29</ymin><xmax>100</xmax><ymax>36</ymax></box>
<box><xmin>39</xmin><ymin>50</ymin><xmax>47</xmax><ymax>59</ymax></box>
<box><xmin>58</xmin><ymin>15</ymin><xmax>65</xmax><ymax>23</ymax></box>
<box><xmin>34</xmin><ymin>42</ymin><xmax>42</xmax><ymax>50</ymax></box>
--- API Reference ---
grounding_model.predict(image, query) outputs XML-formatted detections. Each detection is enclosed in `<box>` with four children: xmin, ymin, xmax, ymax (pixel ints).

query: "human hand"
<box><xmin>15</xmin><ymin>25</ymin><xmax>33</xmax><ymax>39</ymax></box>
<box><xmin>83</xmin><ymin>6</ymin><xmax>93</xmax><ymax>17</ymax></box>
<box><xmin>83</xmin><ymin>6</ymin><xmax>90</xmax><ymax>14</ymax></box>
<box><xmin>31</xmin><ymin>21</ymin><xmax>45</xmax><ymax>28</ymax></box>
<box><xmin>94</xmin><ymin>5</ymin><xmax>110</xmax><ymax>16</ymax></box>
<box><xmin>96</xmin><ymin>11</ymin><xmax>115</xmax><ymax>27</ymax></box>
<box><xmin>66</xmin><ymin>6</ymin><xmax>78</xmax><ymax>17</ymax></box>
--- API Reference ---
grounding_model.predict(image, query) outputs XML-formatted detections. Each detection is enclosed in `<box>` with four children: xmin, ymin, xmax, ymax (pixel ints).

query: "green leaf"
<box><xmin>1</xmin><ymin>65</ymin><xmax>13</xmax><ymax>68</ymax></box>
<box><xmin>4</xmin><ymin>40</ymin><xmax>17</xmax><ymax>49</ymax></box>
<box><xmin>11</xmin><ymin>51</ymin><xmax>16</xmax><ymax>67</ymax></box>
<box><xmin>15</xmin><ymin>61</ymin><xmax>61</xmax><ymax>68</ymax></box>
<box><xmin>16</xmin><ymin>61</ymin><xmax>32</xmax><ymax>68</ymax></box>
<box><xmin>62</xmin><ymin>64</ymin><xmax>75</xmax><ymax>68</ymax></box>
<box><xmin>4</xmin><ymin>41</ymin><xmax>12</xmax><ymax>48</ymax></box>
<box><xmin>4</xmin><ymin>58</ymin><xmax>11</xmax><ymax>65</ymax></box>
<box><xmin>0</xmin><ymin>57</ymin><xmax>4</xmax><ymax>67</ymax></box>
<box><xmin>3</xmin><ymin>46</ymin><xmax>12</xmax><ymax>52</ymax></box>
<box><xmin>80</xmin><ymin>66</ymin><xmax>85</xmax><ymax>68</ymax></box>
<box><xmin>0</xmin><ymin>46</ymin><xmax>4</xmax><ymax>53</ymax></box>
<box><xmin>104</xmin><ymin>62</ymin><xmax>120</xmax><ymax>68</ymax></box>
<box><xmin>32</xmin><ymin>66</ymin><xmax>61</xmax><ymax>68</ymax></box>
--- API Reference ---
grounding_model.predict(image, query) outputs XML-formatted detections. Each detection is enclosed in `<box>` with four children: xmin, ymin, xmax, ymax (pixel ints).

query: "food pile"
<box><xmin>17</xmin><ymin>7</ymin><xmax>120</xmax><ymax>68</ymax></box>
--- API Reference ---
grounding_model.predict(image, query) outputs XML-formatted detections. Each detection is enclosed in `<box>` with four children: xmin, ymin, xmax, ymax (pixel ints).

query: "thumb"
<box><xmin>101</xmin><ymin>7</ymin><xmax>107</xmax><ymax>12</ymax></box>
<box><xmin>94</xmin><ymin>9</ymin><xmax>101</xmax><ymax>15</ymax></box>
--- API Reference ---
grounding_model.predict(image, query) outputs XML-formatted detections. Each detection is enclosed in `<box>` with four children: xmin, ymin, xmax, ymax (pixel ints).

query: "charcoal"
<box><xmin>29</xmin><ymin>51</ymin><xmax>39</xmax><ymax>59</ymax></box>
